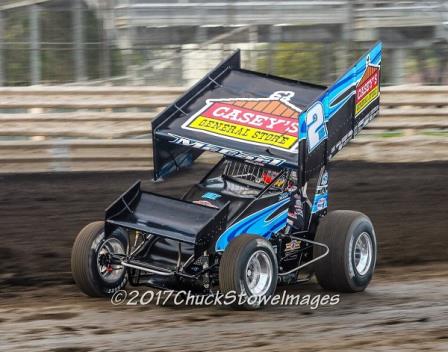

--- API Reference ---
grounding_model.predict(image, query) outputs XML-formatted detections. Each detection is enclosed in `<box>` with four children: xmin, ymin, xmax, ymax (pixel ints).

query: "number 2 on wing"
<box><xmin>306</xmin><ymin>102</ymin><xmax>328</xmax><ymax>152</ymax></box>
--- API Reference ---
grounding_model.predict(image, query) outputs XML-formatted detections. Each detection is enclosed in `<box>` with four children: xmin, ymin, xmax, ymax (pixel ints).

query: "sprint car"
<box><xmin>71</xmin><ymin>42</ymin><xmax>382</xmax><ymax>308</ymax></box>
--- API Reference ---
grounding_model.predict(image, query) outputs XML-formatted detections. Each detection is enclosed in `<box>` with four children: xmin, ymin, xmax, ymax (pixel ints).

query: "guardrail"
<box><xmin>111</xmin><ymin>0</ymin><xmax>444</xmax><ymax>28</ymax></box>
<box><xmin>0</xmin><ymin>85</ymin><xmax>446</xmax><ymax>172</ymax></box>
<box><xmin>114</xmin><ymin>1</ymin><xmax>350</xmax><ymax>27</ymax></box>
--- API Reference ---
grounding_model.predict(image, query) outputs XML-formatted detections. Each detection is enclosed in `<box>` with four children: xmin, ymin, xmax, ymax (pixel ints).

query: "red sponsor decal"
<box><xmin>356</xmin><ymin>70</ymin><xmax>379</xmax><ymax>103</ymax></box>
<box><xmin>201</xmin><ymin>102</ymin><xmax>299</xmax><ymax>136</ymax></box>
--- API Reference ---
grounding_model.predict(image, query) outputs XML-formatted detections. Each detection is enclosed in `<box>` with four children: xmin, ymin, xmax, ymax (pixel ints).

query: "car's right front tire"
<box><xmin>71</xmin><ymin>221</ymin><xmax>128</xmax><ymax>297</ymax></box>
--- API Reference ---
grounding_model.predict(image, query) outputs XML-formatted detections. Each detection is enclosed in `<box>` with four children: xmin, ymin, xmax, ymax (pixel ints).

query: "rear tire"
<box><xmin>313</xmin><ymin>210</ymin><xmax>377</xmax><ymax>292</ymax></box>
<box><xmin>71</xmin><ymin>221</ymin><xmax>128</xmax><ymax>297</ymax></box>
<box><xmin>219</xmin><ymin>234</ymin><xmax>278</xmax><ymax>309</ymax></box>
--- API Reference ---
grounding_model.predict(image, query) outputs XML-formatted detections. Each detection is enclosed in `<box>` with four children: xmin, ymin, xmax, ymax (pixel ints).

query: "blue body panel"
<box><xmin>215</xmin><ymin>198</ymin><xmax>289</xmax><ymax>251</ymax></box>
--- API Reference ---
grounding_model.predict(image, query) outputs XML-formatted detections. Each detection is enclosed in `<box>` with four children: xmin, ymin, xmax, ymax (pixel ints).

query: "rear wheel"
<box><xmin>71</xmin><ymin>221</ymin><xmax>128</xmax><ymax>297</ymax></box>
<box><xmin>219</xmin><ymin>234</ymin><xmax>278</xmax><ymax>309</ymax></box>
<box><xmin>313</xmin><ymin>210</ymin><xmax>377</xmax><ymax>292</ymax></box>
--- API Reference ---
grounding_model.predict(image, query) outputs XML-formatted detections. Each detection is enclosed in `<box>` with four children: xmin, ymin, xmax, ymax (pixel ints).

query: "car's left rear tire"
<box><xmin>219</xmin><ymin>234</ymin><xmax>278</xmax><ymax>309</ymax></box>
<box><xmin>313</xmin><ymin>210</ymin><xmax>377</xmax><ymax>293</ymax></box>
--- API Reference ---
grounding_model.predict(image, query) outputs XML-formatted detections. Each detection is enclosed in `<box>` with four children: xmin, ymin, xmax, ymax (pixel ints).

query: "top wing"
<box><xmin>151</xmin><ymin>42</ymin><xmax>381</xmax><ymax>182</ymax></box>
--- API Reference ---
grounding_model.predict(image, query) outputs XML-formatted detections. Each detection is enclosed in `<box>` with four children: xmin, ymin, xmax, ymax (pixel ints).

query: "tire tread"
<box><xmin>314</xmin><ymin>210</ymin><xmax>374</xmax><ymax>292</ymax></box>
<box><xmin>219</xmin><ymin>235</ymin><xmax>255</xmax><ymax>294</ymax></box>
<box><xmin>71</xmin><ymin>221</ymin><xmax>105</xmax><ymax>297</ymax></box>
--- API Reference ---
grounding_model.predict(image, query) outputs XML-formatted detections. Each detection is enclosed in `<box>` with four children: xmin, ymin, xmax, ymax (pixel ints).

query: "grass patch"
<box><xmin>378</xmin><ymin>131</ymin><xmax>404</xmax><ymax>138</ymax></box>
<box><xmin>421</xmin><ymin>130</ymin><xmax>448</xmax><ymax>137</ymax></box>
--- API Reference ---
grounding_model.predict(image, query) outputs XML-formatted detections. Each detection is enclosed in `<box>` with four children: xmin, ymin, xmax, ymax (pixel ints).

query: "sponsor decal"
<box><xmin>182</xmin><ymin>91</ymin><xmax>302</xmax><ymax>152</ymax></box>
<box><xmin>320</xmin><ymin>171</ymin><xmax>328</xmax><ymax>186</ymax></box>
<box><xmin>285</xmin><ymin>239</ymin><xmax>302</xmax><ymax>252</ymax></box>
<box><xmin>193</xmin><ymin>200</ymin><xmax>219</xmax><ymax>209</ymax></box>
<box><xmin>317</xmin><ymin>197</ymin><xmax>327</xmax><ymax>210</ymax></box>
<box><xmin>311</xmin><ymin>193</ymin><xmax>328</xmax><ymax>213</ymax></box>
<box><xmin>168</xmin><ymin>133</ymin><xmax>286</xmax><ymax>167</ymax></box>
<box><xmin>355</xmin><ymin>104</ymin><xmax>379</xmax><ymax>135</ymax></box>
<box><xmin>355</xmin><ymin>56</ymin><xmax>380</xmax><ymax>116</ymax></box>
<box><xmin>329</xmin><ymin>129</ymin><xmax>353</xmax><ymax>159</ymax></box>
<box><xmin>316</xmin><ymin>170</ymin><xmax>329</xmax><ymax>194</ymax></box>
<box><xmin>202</xmin><ymin>192</ymin><xmax>221</xmax><ymax>200</ymax></box>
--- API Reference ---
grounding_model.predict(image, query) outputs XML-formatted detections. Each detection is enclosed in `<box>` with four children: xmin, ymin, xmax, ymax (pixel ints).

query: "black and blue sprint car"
<box><xmin>72</xmin><ymin>42</ymin><xmax>382</xmax><ymax>308</ymax></box>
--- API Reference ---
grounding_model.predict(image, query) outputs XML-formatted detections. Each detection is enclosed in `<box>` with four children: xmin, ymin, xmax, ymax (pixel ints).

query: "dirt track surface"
<box><xmin>1</xmin><ymin>264</ymin><xmax>448</xmax><ymax>351</ymax></box>
<box><xmin>0</xmin><ymin>161</ymin><xmax>447</xmax><ymax>351</ymax></box>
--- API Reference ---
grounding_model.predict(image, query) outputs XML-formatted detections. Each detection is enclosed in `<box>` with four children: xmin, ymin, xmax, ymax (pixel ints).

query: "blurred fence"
<box><xmin>2</xmin><ymin>0</ymin><xmax>448</xmax><ymax>86</ymax></box>
<box><xmin>0</xmin><ymin>85</ymin><xmax>447</xmax><ymax>173</ymax></box>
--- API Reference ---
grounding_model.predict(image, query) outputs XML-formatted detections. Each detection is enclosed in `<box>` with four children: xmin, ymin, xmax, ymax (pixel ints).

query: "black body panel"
<box><xmin>105</xmin><ymin>181</ymin><xmax>229</xmax><ymax>256</ymax></box>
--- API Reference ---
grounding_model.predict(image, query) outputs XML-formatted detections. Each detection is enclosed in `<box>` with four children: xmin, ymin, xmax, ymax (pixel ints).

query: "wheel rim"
<box><xmin>96</xmin><ymin>237</ymin><xmax>125</xmax><ymax>283</ymax></box>
<box><xmin>244</xmin><ymin>250</ymin><xmax>273</xmax><ymax>296</ymax></box>
<box><xmin>353</xmin><ymin>232</ymin><xmax>373</xmax><ymax>276</ymax></box>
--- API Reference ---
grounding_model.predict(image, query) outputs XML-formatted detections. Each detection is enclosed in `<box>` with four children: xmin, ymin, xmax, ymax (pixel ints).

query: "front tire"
<box><xmin>313</xmin><ymin>210</ymin><xmax>377</xmax><ymax>292</ymax></box>
<box><xmin>71</xmin><ymin>221</ymin><xmax>128</xmax><ymax>297</ymax></box>
<box><xmin>219</xmin><ymin>234</ymin><xmax>278</xmax><ymax>309</ymax></box>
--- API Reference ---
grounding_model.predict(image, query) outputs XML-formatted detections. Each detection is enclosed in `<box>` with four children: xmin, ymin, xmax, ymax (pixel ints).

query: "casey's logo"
<box><xmin>182</xmin><ymin>91</ymin><xmax>302</xmax><ymax>152</ymax></box>
<box><xmin>355</xmin><ymin>57</ymin><xmax>380</xmax><ymax>116</ymax></box>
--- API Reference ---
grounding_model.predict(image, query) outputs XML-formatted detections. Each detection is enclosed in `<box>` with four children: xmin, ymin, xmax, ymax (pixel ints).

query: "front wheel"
<box><xmin>313</xmin><ymin>210</ymin><xmax>377</xmax><ymax>292</ymax></box>
<box><xmin>71</xmin><ymin>221</ymin><xmax>128</xmax><ymax>297</ymax></box>
<box><xmin>219</xmin><ymin>234</ymin><xmax>278</xmax><ymax>309</ymax></box>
